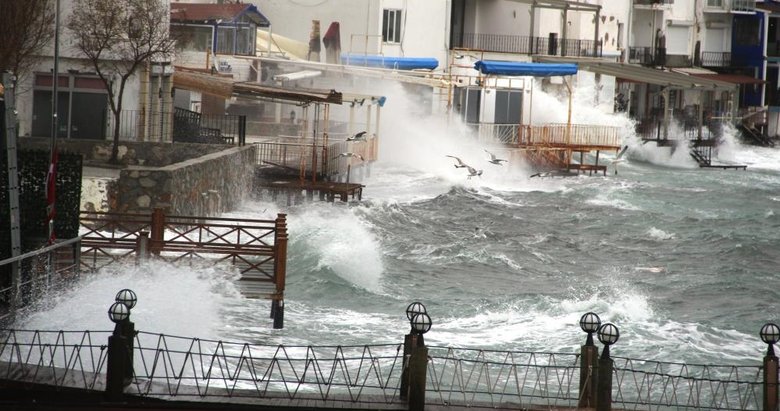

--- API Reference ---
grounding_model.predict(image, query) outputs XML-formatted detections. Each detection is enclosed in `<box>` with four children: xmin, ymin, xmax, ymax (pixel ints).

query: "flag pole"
<box><xmin>48</xmin><ymin>0</ymin><xmax>61</xmax><ymax>244</ymax></box>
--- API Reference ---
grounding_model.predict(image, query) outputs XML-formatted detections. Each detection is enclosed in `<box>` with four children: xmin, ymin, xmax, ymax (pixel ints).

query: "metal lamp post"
<box><xmin>401</xmin><ymin>302</ymin><xmax>427</xmax><ymax>399</ymax></box>
<box><xmin>408</xmin><ymin>312</ymin><xmax>431</xmax><ymax>411</ymax></box>
<box><xmin>761</xmin><ymin>323</ymin><xmax>780</xmax><ymax>411</ymax></box>
<box><xmin>596</xmin><ymin>322</ymin><xmax>619</xmax><ymax>411</ymax></box>
<box><xmin>579</xmin><ymin>312</ymin><xmax>601</xmax><ymax>408</ymax></box>
<box><xmin>106</xmin><ymin>301</ymin><xmax>131</xmax><ymax>401</ymax></box>
<box><xmin>115</xmin><ymin>289</ymin><xmax>137</xmax><ymax>380</ymax></box>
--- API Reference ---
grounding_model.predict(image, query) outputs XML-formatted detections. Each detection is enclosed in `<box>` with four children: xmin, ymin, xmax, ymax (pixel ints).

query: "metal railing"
<box><xmin>254</xmin><ymin>136</ymin><xmax>378</xmax><ymax>180</ymax></box>
<box><xmin>460</xmin><ymin>33</ymin><xmax>602</xmax><ymax>57</ymax></box>
<box><xmin>702</xmin><ymin>51</ymin><xmax>732</xmax><ymax>67</ymax></box>
<box><xmin>0</xmin><ymin>238</ymin><xmax>82</xmax><ymax>325</ymax></box>
<box><xmin>0</xmin><ymin>329</ymin><xmax>767</xmax><ymax>410</ymax></box>
<box><xmin>472</xmin><ymin>123</ymin><xmax>622</xmax><ymax>148</ymax></box>
<box><xmin>104</xmin><ymin>109</ymin><xmax>246</xmax><ymax>145</ymax></box>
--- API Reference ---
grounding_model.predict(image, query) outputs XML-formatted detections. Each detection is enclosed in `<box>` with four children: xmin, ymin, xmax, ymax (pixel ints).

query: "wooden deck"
<box><xmin>257</xmin><ymin>178</ymin><xmax>365</xmax><ymax>203</ymax></box>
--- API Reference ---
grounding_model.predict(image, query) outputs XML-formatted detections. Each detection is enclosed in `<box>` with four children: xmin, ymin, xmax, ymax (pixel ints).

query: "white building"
<box><xmin>16</xmin><ymin>0</ymin><xmax>173</xmax><ymax>142</ymax></box>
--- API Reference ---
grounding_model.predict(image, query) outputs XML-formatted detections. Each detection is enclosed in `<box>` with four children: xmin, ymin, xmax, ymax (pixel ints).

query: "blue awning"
<box><xmin>474</xmin><ymin>61</ymin><xmax>578</xmax><ymax>77</ymax></box>
<box><xmin>342</xmin><ymin>54</ymin><xmax>439</xmax><ymax>70</ymax></box>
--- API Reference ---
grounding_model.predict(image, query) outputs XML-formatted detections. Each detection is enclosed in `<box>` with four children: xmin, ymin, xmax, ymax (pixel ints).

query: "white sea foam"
<box><xmin>647</xmin><ymin>227</ymin><xmax>676</xmax><ymax>240</ymax></box>
<box><xmin>17</xmin><ymin>260</ymin><xmax>238</xmax><ymax>337</ymax></box>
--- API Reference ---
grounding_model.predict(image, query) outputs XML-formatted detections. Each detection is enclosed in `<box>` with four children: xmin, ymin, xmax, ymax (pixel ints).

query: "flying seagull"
<box><xmin>610</xmin><ymin>145</ymin><xmax>629</xmax><ymax>175</ymax></box>
<box><xmin>484</xmin><ymin>149</ymin><xmax>508</xmax><ymax>165</ymax></box>
<box><xmin>346</xmin><ymin>131</ymin><xmax>368</xmax><ymax>141</ymax></box>
<box><xmin>466</xmin><ymin>165</ymin><xmax>483</xmax><ymax>179</ymax></box>
<box><xmin>445</xmin><ymin>155</ymin><xmax>469</xmax><ymax>168</ymax></box>
<box><xmin>339</xmin><ymin>152</ymin><xmax>364</xmax><ymax>161</ymax></box>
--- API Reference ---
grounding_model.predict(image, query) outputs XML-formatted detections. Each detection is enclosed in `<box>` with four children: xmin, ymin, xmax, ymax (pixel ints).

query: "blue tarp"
<box><xmin>341</xmin><ymin>54</ymin><xmax>439</xmax><ymax>70</ymax></box>
<box><xmin>474</xmin><ymin>61</ymin><xmax>578</xmax><ymax>77</ymax></box>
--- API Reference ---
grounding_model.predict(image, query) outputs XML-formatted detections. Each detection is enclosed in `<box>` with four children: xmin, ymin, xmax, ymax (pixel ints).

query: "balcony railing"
<box><xmin>634</xmin><ymin>0</ymin><xmax>674</xmax><ymax>6</ymax></box>
<box><xmin>460</xmin><ymin>33</ymin><xmax>602</xmax><ymax>57</ymax></box>
<box><xmin>731</xmin><ymin>0</ymin><xmax>756</xmax><ymax>12</ymax></box>
<box><xmin>701</xmin><ymin>51</ymin><xmax>732</xmax><ymax>67</ymax></box>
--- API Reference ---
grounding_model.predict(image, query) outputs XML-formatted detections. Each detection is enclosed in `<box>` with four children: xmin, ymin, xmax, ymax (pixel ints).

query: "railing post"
<box><xmin>407</xmin><ymin>340</ymin><xmax>428</xmax><ymax>411</ymax></box>
<box><xmin>764</xmin><ymin>354</ymin><xmax>778</xmax><ymax>411</ymax></box>
<box><xmin>595</xmin><ymin>323</ymin><xmax>619</xmax><ymax>411</ymax></box>
<box><xmin>136</xmin><ymin>231</ymin><xmax>149</xmax><ymax>262</ymax></box>
<box><xmin>150</xmin><ymin>208</ymin><xmax>164</xmax><ymax>256</ymax></box>
<box><xmin>272</xmin><ymin>213</ymin><xmax>288</xmax><ymax>329</ymax></box>
<box><xmin>105</xmin><ymin>330</ymin><xmax>127</xmax><ymax>401</ymax></box>
<box><xmin>580</xmin><ymin>344</ymin><xmax>599</xmax><ymax>408</ymax></box>
<box><xmin>761</xmin><ymin>324</ymin><xmax>780</xmax><ymax>411</ymax></box>
<box><xmin>239</xmin><ymin>115</ymin><xmax>246</xmax><ymax>146</ymax></box>
<box><xmin>400</xmin><ymin>333</ymin><xmax>414</xmax><ymax>399</ymax></box>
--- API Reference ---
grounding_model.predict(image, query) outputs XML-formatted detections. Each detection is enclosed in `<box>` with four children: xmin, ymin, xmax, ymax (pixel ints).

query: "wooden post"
<box><xmin>400</xmin><ymin>333</ymin><xmax>413</xmax><ymax>400</ymax></box>
<box><xmin>150</xmin><ymin>208</ymin><xmax>164</xmax><ymax>256</ymax></box>
<box><xmin>273</xmin><ymin>214</ymin><xmax>288</xmax><ymax>329</ymax></box>
<box><xmin>596</xmin><ymin>349</ymin><xmax>613</xmax><ymax>411</ymax></box>
<box><xmin>764</xmin><ymin>354</ymin><xmax>778</xmax><ymax>411</ymax></box>
<box><xmin>408</xmin><ymin>344</ymin><xmax>429</xmax><ymax>411</ymax></box>
<box><xmin>579</xmin><ymin>344</ymin><xmax>599</xmax><ymax>408</ymax></box>
<box><xmin>105</xmin><ymin>332</ymin><xmax>127</xmax><ymax>401</ymax></box>
<box><xmin>136</xmin><ymin>231</ymin><xmax>149</xmax><ymax>262</ymax></box>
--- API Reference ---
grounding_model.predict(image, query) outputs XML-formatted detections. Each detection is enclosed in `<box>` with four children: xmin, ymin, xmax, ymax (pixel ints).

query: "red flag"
<box><xmin>46</xmin><ymin>148</ymin><xmax>58</xmax><ymax>244</ymax></box>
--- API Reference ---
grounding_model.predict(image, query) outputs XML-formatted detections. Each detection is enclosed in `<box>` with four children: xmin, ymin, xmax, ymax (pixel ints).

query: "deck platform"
<box><xmin>258</xmin><ymin>178</ymin><xmax>365</xmax><ymax>203</ymax></box>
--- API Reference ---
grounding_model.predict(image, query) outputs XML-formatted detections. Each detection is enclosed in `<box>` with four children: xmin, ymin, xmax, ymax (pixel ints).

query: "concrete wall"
<box><xmin>116</xmin><ymin>145</ymin><xmax>256</xmax><ymax>216</ymax></box>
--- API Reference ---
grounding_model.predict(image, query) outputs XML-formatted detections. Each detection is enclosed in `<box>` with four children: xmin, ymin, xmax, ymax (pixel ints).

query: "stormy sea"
<box><xmin>16</xmin><ymin>82</ymin><xmax>780</xmax><ymax>367</ymax></box>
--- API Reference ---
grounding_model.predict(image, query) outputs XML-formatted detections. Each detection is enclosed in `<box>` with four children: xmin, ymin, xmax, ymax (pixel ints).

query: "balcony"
<box><xmin>634</xmin><ymin>0</ymin><xmax>673</xmax><ymax>7</ymax></box>
<box><xmin>459</xmin><ymin>33</ymin><xmax>602</xmax><ymax>57</ymax></box>
<box><xmin>730</xmin><ymin>0</ymin><xmax>756</xmax><ymax>13</ymax></box>
<box><xmin>700</xmin><ymin>51</ymin><xmax>732</xmax><ymax>67</ymax></box>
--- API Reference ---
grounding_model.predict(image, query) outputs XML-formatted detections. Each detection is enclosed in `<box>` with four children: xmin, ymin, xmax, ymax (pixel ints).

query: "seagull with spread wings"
<box><xmin>466</xmin><ymin>166</ymin><xmax>483</xmax><ymax>179</ymax></box>
<box><xmin>346</xmin><ymin>131</ymin><xmax>367</xmax><ymax>141</ymax></box>
<box><xmin>484</xmin><ymin>149</ymin><xmax>508</xmax><ymax>165</ymax></box>
<box><xmin>445</xmin><ymin>155</ymin><xmax>469</xmax><ymax>168</ymax></box>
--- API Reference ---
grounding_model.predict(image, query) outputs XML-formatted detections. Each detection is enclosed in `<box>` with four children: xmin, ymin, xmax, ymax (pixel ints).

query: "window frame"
<box><xmin>382</xmin><ymin>9</ymin><xmax>403</xmax><ymax>44</ymax></box>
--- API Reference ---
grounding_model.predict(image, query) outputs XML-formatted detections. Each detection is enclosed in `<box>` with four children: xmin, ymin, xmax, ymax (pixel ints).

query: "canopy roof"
<box><xmin>171</xmin><ymin>3</ymin><xmax>270</xmax><ymax>27</ymax></box>
<box><xmin>474</xmin><ymin>61</ymin><xmax>578</xmax><ymax>76</ymax></box>
<box><xmin>534</xmin><ymin>56</ymin><xmax>738</xmax><ymax>91</ymax></box>
<box><xmin>341</xmin><ymin>54</ymin><xmax>439</xmax><ymax>70</ymax></box>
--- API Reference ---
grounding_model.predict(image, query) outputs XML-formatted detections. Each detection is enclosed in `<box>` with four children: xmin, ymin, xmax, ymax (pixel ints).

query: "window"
<box><xmin>382</xmin><ymin>9</ymin><xmax>402</xmax><ymax>43</ymax></box>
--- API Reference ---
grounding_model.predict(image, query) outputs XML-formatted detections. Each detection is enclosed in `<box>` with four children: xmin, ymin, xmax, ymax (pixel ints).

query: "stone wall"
<box><xmin>18</xmin><ymin>137</ymin><xmax>231</xmax><ymax>166</ymax></box>
<box><xmin>116</xmin><ymin>145</ymin><xmax>257</xmax><ymax>216</ymax></box>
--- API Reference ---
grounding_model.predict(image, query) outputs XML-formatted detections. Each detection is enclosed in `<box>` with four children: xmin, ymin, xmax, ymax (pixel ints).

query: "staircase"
<box><xmin>738</xmin><ymin>124</ymin><xmax>775</xmax><ymax>147</ymax></box>
<box><xmin>689</xmin><ymin>146</ymin><xmax>710</xmax><ymax>167</ymax></box>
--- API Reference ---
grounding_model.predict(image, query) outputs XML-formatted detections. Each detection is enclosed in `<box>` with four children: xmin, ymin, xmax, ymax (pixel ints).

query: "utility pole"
<box><xmin>3</xmin><ymin>73</ymin><xmax>22</xmax><ymax>309</ymax></box>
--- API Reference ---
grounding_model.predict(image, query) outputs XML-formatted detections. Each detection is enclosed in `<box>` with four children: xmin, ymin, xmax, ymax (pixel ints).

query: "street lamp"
<box><xmin>760</xmin><ymin>323</ymin><xmax>780</xmax><ymax>356</ymax></box>
<box><xmin>580</xmin><ymin>312</ymin><xmax>601</xmax><ymax>346</ymax></box>
<box><xmin>107</xmin><ymin>302</ymin><xmax>130</xmax><ymax>323</ymax></box>
<box><xmin>597</xmin><ymin>323</ymin><xmax>620</xmax><ymax>359</ymax></box>
<box><xmin>411</xmin><ymin>312</ymin><xmax>432</xmax><ymax>335</ymax></box>
<box><xmin>115</xmin><ymin>289</ymin><xmax>137</xmax><ymax>310</ymax></box>
<box><xmin>406</xmin><ymin>302</ymin><xmax>426</xmax><ymax>320</ymax></box>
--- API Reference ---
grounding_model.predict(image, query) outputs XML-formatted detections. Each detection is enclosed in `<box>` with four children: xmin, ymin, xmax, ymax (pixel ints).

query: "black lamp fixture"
<box><xmin>760</xmin><ymin>323</ymin><xmax>780</xmax><ymax>356</ymax></box>
<box><xmin>115</xmin><ymin>289</ymin><xmax>137</xmax><ymax>310</ymax></box>
<box><xmin>411</xmin><ymin>312</ymin><xmax>432</xmax><ymax>335</ymax></box>
<box><xmin>406</xmin><ymin>302</ymin><xmax>426</xmax><ymax>321</ymax></box>
<box><xmin>108</xmin><ymin>302</ymin><xmax>130</xmax><ymax>323</ymax></box>
<box><xmin>597</xmin><ymin>322</ymin><xmax>620</xmax><ymax>359</ymax></box>
<box><xmin>579</xmin><ymin>312</ymin><xmax>601</xmax><ymax>346</ymax></box>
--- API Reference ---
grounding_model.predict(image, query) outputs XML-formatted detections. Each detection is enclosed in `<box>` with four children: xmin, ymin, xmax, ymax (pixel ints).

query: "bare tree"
<box><xmin>0</xmin><ymin>0</ymin><xmax>55</xmax><ymax>77</ymax></box>
<box><xmin>67</xmin><ymin>0</ymin><xmax>175</xmax><ymax>163</ymax></box>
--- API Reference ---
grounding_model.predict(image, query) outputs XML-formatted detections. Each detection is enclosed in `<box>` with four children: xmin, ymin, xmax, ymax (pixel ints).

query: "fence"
<box><xmin>104</xmin><ymin>109</ymin><xmax>246</xmax><ymax>145</ymax></box>
<box><xmin>254</xmin><ymin>136</ymin><xmax>378</xmax><ymax>181</ymax></box>
<box><xmin>0</xmin><ymin>328</ymin><xmax>771</xmax><ymax>410</ymax></box>
<box><xmin>472</xmin><ymin>123</ymin><xmax>622</xmax><ymax>148</ymax></box>
<box><xmin>0</xmin><ymin>238</ymin><xmax>81</xmax><ymax>325</ymax></box>
<box><xmin>460</xmin><ymin>33</ymin><xmax>602</xmax><ymax>57</ymax></box>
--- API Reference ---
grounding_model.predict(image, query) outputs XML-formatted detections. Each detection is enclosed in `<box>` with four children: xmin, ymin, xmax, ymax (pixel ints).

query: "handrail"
<box><xmin>0</xmin><ymin>236</ymin><xmax>82</xmax><ymax>267</ymax></box>
<box><xmin>0</xmin><ymin>329</ymin><xmax>765</xmax><ymax>410</ymax></box>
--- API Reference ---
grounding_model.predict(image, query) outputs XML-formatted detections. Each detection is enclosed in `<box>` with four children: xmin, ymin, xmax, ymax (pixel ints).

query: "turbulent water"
<box><xmin>16</xmin><ymin>83</ymin><xmax>780</xmax><ymax>367</ymax></box>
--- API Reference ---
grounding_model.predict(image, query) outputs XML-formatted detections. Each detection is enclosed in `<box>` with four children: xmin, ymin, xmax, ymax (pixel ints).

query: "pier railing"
<box><xmin>473</xmin><ymin>123</ymin><xmax>622</xmax><ymax>148</ymax></box>
<box><xmin>0</xmin><ymin>328</ymin><xmax>768</xmax><ymax>410</ymax></box>
<box><xmin>0</xmin><ymin>238</ymin><xmax>82</xmax><ymax>325</ymax></box>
